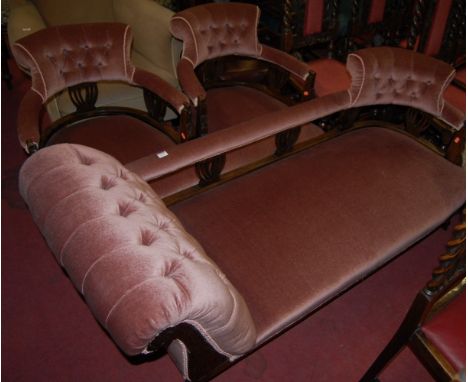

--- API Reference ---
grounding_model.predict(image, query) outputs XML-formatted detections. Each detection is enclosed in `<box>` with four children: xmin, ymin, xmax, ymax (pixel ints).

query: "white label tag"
<box><xmin>156</xmin><ymin>151</ymin><xmax>168</xmax><ymax>158</ymax></box>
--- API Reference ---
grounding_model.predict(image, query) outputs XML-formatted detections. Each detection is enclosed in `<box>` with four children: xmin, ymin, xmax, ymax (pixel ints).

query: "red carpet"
<box><xmin>2</xmin><ymin>58</ymin><xmax>444</xmax><ymax>381</ymax></box>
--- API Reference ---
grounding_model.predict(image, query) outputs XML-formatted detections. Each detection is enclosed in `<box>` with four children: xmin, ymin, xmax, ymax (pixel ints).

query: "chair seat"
<box><xmin>420</xmin><ymin>290</ymin><xmax>466</xmax><ymax>373</ymax></box>
<box><xmin>206</xmin><ymin>86</ymin><xmax>288</xmax><ymax>132</ymax></box>
<box><xmin>170</xmin><ymin>127</ymin><xmax>465</xmax><ymax>344</ymax></box>
<box><xmin>307</xmin><ymin>58</ymin><xmax>351</xmax><ymax>97</ymax></box>
<box><xmin>47</xmin><ymin>115</ymin><xmax>176</xmax><ymax>164</ymax></box>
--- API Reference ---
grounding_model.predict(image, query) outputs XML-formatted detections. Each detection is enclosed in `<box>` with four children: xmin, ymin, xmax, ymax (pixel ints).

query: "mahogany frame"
<box><xmin>35</xmin><ymin>82</ymin><xmax>192</xmax><ymax>153</ymax></box>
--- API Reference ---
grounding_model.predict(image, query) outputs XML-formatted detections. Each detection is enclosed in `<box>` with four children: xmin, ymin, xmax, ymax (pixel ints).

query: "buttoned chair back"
<box><xmin>12</xmin><ymin>23</ymin><xmax>190</xmax><ymax>161</ymax></box>
<box><xmin>13</xmin><ymin>23</ymin><xmax>134</xmax><ymax>102</ymax></box>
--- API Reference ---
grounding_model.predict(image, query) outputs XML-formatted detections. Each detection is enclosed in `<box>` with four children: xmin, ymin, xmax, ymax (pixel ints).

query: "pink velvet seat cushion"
<box><xmin>46</xmin><ymin>115</ymin><xmax>176</xmax><ymax>164</ymax></box>
<box><xmin>420</xmin><ymin>290</ymin><xmax>466</xmax><ymax>373</ymax></box>
<box><xmin>170</xmin><ymin>127</ymin><xmax>465</xmax><ymax>344</ymax></box>
<box><xmin>307</xmin><ymin>58</ymin><xmax>351</xmax><ymax>97</ymax></box>
<box><xmin>206</xmin><ymin>86</ymin><xmax>289</xmax><ymax>132</ymax></box>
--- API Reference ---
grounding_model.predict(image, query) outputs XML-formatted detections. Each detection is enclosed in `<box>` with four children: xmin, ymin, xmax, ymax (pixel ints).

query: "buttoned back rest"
<box><xmin>19</xmin><ymin>143</ymin><xmax>256</xmax><ymax>358</ymax></box>
<box><xmin>12</xmin><ymin>23</ymin><xmax>135</xmax><ymax>102</ymax></box>
<box><xmin>346</xmin><ymin>47</ymin><xmax>459</xmax><ymax>121</ymax></box>
<box><xmin>170</xmin><ymin>2</ymin><xmax>262</xmax><ymax>68</ymax></box>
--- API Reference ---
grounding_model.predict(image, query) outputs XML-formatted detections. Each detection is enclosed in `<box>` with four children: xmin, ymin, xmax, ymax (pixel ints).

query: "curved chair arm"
<box><xmin>441</xmin><ymin>101</ymin><xmax>466</xmax><ymax>131</ymax></box>
<box><xmin>17</xmin><ymin>89</ymin><xmax>43</xmax><ymax>154</ymax></box>
<box><xmin>259</xmin><ymin>45</ymin><xmax>315</xmax><ymax>92</ymax></box>
<box><xmin>177</xmin><ymin>58</ymin><xmax>207</xmax><ymax>107</ymax></box>
<box><xmin>132</xmin><ymin>67</ymin><xmax>190</xmax><ymax>114</ymax></box>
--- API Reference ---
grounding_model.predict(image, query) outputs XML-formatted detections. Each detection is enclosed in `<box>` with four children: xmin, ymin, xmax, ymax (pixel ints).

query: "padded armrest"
<box><xmin>19</xmin><ymin>144</ymin><xmax>256</xmax><ymax>357</ymax></box>
<box><xmin>177</xmin><ymin>58</ymin><xmax>207</xmax><ymax>106</ymax></box>
<box><xmin>127</xmin><ymin>91</ymin><xmax>351</xmax><ymax>181</ymax></box>
<box><xmin>259</xmin><ymin>45</ymin><xmax>314</xmax><ymax>87</ymax></box>
<box><xmin>17</xmin><ymin>89</ymin><xmax>43</xmax><ymax>153</ymax></box>
<box><xmin>133</xmin><ymin>67</ymin><xmax>189</xmax><ymax>113</ymax></box>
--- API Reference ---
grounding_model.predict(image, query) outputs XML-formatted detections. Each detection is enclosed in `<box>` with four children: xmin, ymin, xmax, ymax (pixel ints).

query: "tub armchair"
<box><xmin>8</xmin><ymin>0</ymin><xmax>181</xmax><ymax>121</ymax></box>
<box><xmin>12</xmin><ymin>22</ymin><xmax>191</xmax><ymax>163</ymax></box>
<box><xmin>170</xmin><ymin>2</ymin><xmax>316</xmax><ymax>138</ymax></box>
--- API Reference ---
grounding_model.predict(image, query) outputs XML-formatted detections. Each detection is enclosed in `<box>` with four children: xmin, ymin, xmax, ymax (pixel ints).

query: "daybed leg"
<box><xmin>147</xmin><ymin>323</ymin><xmax>231</xmax><ymax>382</ymax></box>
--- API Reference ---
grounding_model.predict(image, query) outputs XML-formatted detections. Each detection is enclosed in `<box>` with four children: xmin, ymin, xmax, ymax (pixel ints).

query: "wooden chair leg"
<box><xmin>359</xmin><ymin>293</ymin><xmax>429</xmax><ymax>382</ymax></box>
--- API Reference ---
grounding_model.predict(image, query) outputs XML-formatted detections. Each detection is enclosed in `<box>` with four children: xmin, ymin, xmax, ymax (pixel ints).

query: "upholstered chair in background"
<box><xmin>12</xmin><ymin>22</ymin><xmax>190</xmax><ymax>163</ymax></box>
<box><xmin>170</xmin><ymin>2</ymin><xmax>317</xmax><ymax>139</ymax></box>
<box><xmin>7</xmin><ymin>0</ymin><xmax>182</xmax><ymax>121</ymax></box>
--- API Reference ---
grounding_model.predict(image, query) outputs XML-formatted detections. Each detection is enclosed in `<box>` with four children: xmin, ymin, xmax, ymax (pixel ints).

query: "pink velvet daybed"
<box><xmin>18</xmin><ymin>47</ymin><xmax>465</xmax><ymax>382</ymax></box>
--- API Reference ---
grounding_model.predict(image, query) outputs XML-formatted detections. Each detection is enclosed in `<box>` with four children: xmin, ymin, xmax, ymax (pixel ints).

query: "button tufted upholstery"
<box><xmin>169</xmin><ymin>2</ymin><xmax>313</xmax><ymax>111</ymax></box>
<box><xmin>346</xmin><ymin>47</ymin><xmax>464</xmax><ymax>129</ymax></box>
<box><xmin>19</xmin><ymin>143</ymin><xmax>256</xmax><ymax>357</ymax></box>
<box><xmin>171</xmin><ymin>3</ymin><xmax>261</xmax><ymax>68</ymax></box>
<box><xmin>12</xmin><ymin>23</ymin><xmax>135</xmax><ymax>102</ymax></box>
<box><xmin>14</xmin><ymin>22</ymin><xmax>190</xmax><ymax>155</ymax></box>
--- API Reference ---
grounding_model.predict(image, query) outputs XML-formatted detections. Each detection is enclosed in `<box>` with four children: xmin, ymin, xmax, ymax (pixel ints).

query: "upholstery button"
<box><xmin>80</xmin><ymin>156</ymin><xmax>94</xmax><ymax>165</ymax></box>
<box><xmin>158</xmin><ymin>222</ymin><xmax>169</xmax><ymax>231</ymax></box>
<box><xmin>118</xmin><ymin>201</ymin><xmax>136</xmax><ymax>217</ymax></box>
<box><xmin>118</xmin><ymin>170</ymin><xmax>128</xmax><ymax>180</ymax></box>
<box><xmin>140</xmin><ymin>229</ymin><xmax>156</xmax><ymax>246</ymax></box>
<box><xmin>100</xmin><ymin>176</ymin><xmax>116</xmax><ymax>190</ymax></box>
<box><xmin>181</xmin><ymin>251</ymin><xmax>194</xmax><ymax>260</ymax></box>
<box><xmin>163</xmin><ymin>260</ymin><xmax>180</xmax><ymax>278</ymax></box>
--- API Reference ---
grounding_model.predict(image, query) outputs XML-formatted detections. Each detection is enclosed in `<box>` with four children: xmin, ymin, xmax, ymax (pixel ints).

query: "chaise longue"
<box><xmin>18</xmin><ymin>46</ymin><xmax>465</xmax><ymax>381</ymax></box>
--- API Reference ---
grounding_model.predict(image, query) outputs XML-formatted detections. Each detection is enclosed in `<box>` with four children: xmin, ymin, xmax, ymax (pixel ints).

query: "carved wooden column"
<box><xmin>407</xmin><ymin>0</ymin><xmax>428</xmax><ymax>50</ymax></box>
<box><xmin>68</xmin><ymin>82</ymin><xmax>98</xmax><ymax>112</ymax></box>
<box><xmin>195</xmin><ymin>154</ymin><xmax>226</xmax><ymax>186</ymax></box>
<box><xmin>281</xmin><ymin>0</ymin><xmax>294</xmax><ymax>52</ymax></box>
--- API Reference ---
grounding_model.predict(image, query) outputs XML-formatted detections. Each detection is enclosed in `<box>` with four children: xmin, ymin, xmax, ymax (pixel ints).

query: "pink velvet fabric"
<box><xmin>170</xmin><ymin>2</ymin><xmax>312</xmax><ymax>101</ymax></box>
<box><xmin>170</xmin><ymin>127</ymin><xmax>465</xmax><ymax>343</ymax></box>
<box><xmin>170</xmin><ymin>3</ymin><xmax>262</xmax><ymax>68</ymax></box>
<box><xmin>12</xmin><ymin>23</ymin><xmax>135</xmax><ymax>102</ymax></box>
<box><xmin>346</xmin><ymin>47</ymin><xmax>464</xmax><ymax>129</ymax></box>
<box><xmin>46</xmin><ymin>115</ymin><xmax>177</xmax><ymax>164</ymax></box>
<box><xmin>19</xmin><ymin>144</ymin><xmax>256</xmax><ymax>357</ymax></box>
<box><xmin>308</xmin><ymin>58</ymin><xmax>351</xmax><ymax>96</ymax></box>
